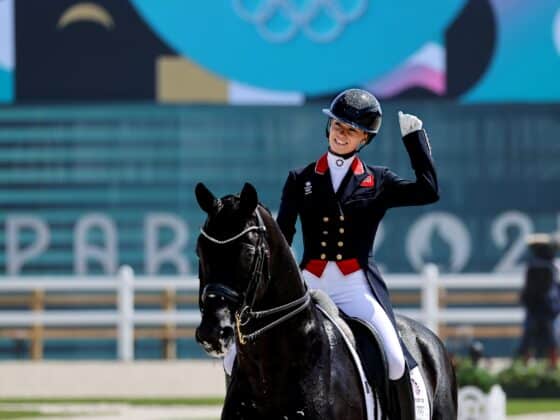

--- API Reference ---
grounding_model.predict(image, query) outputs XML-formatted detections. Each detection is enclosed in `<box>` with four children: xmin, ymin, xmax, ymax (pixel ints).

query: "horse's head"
<box><xmin>194</xmin><ymin>182</ymin><xmax>265</xmax><ymax>357</ymax></box>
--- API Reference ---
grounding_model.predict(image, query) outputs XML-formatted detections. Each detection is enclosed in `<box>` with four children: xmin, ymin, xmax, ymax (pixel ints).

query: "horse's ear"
<box><xmin>239</xmin><ymin>183</ymin><xmax>258</xmax><ymax>216</ymax></box>
<box><xmin>195</xmin><ymin>183</ymin><xmax>219</xmax><ymax>214</ymax></box>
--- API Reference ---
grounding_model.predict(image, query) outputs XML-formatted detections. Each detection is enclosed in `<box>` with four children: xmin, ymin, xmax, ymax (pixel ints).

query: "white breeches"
<box><xmin>224</xmin><ymin>262</ymin><xmax>405</xmax><ymax>380</ymax></box>
<box><xmin>303</xmin><ymin>262</ymin><xmax>405</xmax><ymax>380</ymax></box>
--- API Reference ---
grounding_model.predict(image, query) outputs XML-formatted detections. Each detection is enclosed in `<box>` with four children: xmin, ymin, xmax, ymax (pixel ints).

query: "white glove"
<box><xmin>398</xmin><ymin>111</ymin><xmax>423</xmax><ymax>137</ymax></box>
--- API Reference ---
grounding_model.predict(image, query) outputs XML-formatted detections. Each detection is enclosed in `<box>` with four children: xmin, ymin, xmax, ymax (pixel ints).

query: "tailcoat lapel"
<box><xmin>313</xmin><ymin>153</ymin><xmax>339</xmax><ymax>212</ymax></box>
<box><xmin>336</xmin><ymin>157</ymin><xmax>371</xmax><ymax>203</ymax></box>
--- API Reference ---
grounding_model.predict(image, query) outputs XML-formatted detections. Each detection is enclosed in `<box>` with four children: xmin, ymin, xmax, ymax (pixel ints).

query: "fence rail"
<box><xmin>0</xmin><ymin>264</ymin><xmax>525</xmax><ymax>360</ymax></box>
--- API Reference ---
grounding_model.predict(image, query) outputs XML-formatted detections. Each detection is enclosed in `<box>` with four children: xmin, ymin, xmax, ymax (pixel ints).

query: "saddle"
<box><xmin>340</xmin><ymin>313</ymin><xmax>392</xmax><ymax>417</ymax></box>
<box><xmin>310</xmin><ymin>290</ymin><xmax>391</xmax><ymax>415</ymax></box>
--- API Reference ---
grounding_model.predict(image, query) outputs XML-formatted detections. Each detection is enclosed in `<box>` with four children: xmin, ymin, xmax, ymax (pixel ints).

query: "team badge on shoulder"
<box><xmin>360</xmin><ymin>175</ymin><xmax>375</xmax><ymax>188</ymax></box>
<box><xmin>304</xmin><ymin>181</ymin><xmax>312</xmax><ymax>195</ymax></box>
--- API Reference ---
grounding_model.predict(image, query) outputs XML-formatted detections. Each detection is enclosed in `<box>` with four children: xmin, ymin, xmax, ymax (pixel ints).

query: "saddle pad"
<box><xmin>410</xmin><ymin>366</ymin><xmax>431</xmax><ymax>420</ymax></box>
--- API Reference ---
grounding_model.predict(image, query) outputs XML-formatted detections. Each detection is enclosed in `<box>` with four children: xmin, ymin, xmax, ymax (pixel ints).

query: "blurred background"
<box><xmin>0</xmin><ymin>0</ymin><xmax>559</xmax><ymax>417</ymax></box>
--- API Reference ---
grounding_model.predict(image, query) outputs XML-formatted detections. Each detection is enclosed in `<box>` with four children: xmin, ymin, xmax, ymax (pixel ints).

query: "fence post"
<box><xmin>30</xmin><ymin>289</ymin><xmax>44</xmax><ymax>360</ymax></box>
<box><xmin>162</xmin><ymin>288</ymin><xmax>177</xmax><ymax>360</ymax></box>
<box><xmin>422</xmin><ymin>264</ymin><xmax>439</xmax><ymax>334</ymax></box>
<box><xmin>486</xmin><ymin>385</ymin><xmax>506</xmax><ymax>420</ymax></box>
<box><xmin>118</xmin><ymin>265</ymin><xmax>134</xmax><ymax>361</ymax></box>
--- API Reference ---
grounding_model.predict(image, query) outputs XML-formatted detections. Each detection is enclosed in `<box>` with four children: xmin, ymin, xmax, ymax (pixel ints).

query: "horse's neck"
<box><xmin>258</xmin><ymin>212</ymin><xmax>307</xmax><ymax>307</ymax></box>
<box><xmin>238</xmin><ymin>212</ymin><xmax>322</xmax><ymax>394</ymax></box>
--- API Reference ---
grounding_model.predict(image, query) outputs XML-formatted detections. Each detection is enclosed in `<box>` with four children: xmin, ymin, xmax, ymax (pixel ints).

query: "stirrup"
<box><xmin>389</xmin><ymin>366</ymin><xmax>415</xmax><ymax>420</ymax></box>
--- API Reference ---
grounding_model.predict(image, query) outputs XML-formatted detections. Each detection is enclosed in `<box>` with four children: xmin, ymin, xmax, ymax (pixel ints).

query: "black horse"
<box><xmin>194</xmin><ymin>183</ymin><xmax>457</xmax><ymax>420</ymax></box>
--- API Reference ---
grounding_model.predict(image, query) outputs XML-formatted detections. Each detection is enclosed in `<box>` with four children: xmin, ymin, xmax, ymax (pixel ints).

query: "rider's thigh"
<box><xmin>337</xmin><ymin>286</ymin><xmax>405</xmax><ymax>379</ymax></box>
<box><xmin>302</xmin><ymin>269</ymin><xmax>324</xmax><ymax>291</ymax></box>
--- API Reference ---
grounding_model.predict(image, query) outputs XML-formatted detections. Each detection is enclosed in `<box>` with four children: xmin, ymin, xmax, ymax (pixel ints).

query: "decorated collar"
<box><xmin>315</xmin><ymin>153</ymin><xmax>365</xmax><ymax>175</ymax></box>
<box><xmin>327</xmin><ymin>151</ymin><xmax>354</xmax><ymax>172</ymax></box>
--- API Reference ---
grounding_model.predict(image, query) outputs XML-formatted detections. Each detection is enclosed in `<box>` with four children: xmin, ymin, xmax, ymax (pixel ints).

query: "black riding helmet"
<box><xmin>323</xmin><ymin>88</ymin><xmax>382</xmax><ymax>146</ymax></box>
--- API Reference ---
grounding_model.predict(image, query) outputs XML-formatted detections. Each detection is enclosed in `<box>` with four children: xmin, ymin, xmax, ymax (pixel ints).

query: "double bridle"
<box><xmin>200</xmin><ymin>207</ymin><xmax>311</xmax><ymax>345</ymax></box>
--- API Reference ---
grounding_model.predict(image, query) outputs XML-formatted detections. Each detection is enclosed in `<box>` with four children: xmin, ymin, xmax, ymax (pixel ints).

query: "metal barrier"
<box><xmin>0</xmin><ymin>264</ymin><xmax>524</xmax><ymax>360</ymax></box>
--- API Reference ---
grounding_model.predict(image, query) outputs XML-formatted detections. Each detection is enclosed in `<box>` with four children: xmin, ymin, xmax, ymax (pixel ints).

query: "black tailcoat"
<box><xmin>277</xmin><ymin>129</ymin><xmax>439</xmax><ymax>365</ymax></box>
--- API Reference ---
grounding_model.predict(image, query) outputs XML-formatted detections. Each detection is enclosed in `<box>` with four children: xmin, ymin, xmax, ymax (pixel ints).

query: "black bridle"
<box><xmin>199</xmin><ymin>207</ymin><xmax>311</xmax><ymax>345</ymax></box>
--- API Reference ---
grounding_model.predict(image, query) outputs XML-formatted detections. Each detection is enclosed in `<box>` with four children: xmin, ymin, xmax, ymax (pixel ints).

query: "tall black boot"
<box><xmin>389</xmin><ymin>367</ymin><xmax>415</xmax><ymax>420</ymax></box>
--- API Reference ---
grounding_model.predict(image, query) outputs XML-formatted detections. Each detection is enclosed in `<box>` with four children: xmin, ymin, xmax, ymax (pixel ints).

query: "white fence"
<box><xmin>0</xmin><ymin>264</ymin><xmax>524</xmax><ymax>361</ymax></box>
<box><xmin>390</xmin><ymin>264</ymin><xmax>524</xmax><ymax>332</ymax></box>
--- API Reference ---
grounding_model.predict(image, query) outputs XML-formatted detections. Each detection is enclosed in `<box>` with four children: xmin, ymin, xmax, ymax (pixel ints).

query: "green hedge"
<box><xmin>456</xmin><ymin>359</ymin><xmax>560</xmax><ymax>398</ymax></box>
<box><xmin>455</xmin><ymin>359</ymin><xmax>498</xmax><ymax>392</ymax></box>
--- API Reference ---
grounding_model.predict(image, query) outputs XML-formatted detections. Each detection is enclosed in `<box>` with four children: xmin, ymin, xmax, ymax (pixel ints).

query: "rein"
<box><xmin>235</xmin><ymin>291</ymin><xmax>311</xmax><ymax>345</ymax></box>
<box><xmin>200</xmin><ymin>207</ymin><xmax>311</xmax><ymax>345</ymax></box>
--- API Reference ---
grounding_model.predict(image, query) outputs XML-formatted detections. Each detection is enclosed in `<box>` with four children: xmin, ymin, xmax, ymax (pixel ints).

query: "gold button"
<box><xmin>323</xmin><ymin>230</ymin><xmax>328</xmax><ymax>235</ymax></box>
<box><xmin>321</xmin><ymin>241</ymin><xmax>327</xmax><ymax>247</ymax></box>
<box><xmin>336</xmin><ymin>254</ymin><xmax>342</xmax><ymax>261</ymax></box>
<box><xmin>339</xmin><ymin>228</ymin><xmax>344</xmax><ymax>234</ymax></box>
<box><xmin>320</xmin><ymin>253</ymin><xmax>326</xmax><ymax>260</ymax></box>
<box><xmin>339</xmin><ymin>215</ymin><xmax>345</xmax><ymax>221</ymax></box>
<box><xmin>337</xmin><ymin>241</ymin><xmax>344</xmax><ymax>247</ymax></box>
<box><xmin>323</xmin><ymin>217</ymin><xmax>329</xmax><ymax>222</ymax></box>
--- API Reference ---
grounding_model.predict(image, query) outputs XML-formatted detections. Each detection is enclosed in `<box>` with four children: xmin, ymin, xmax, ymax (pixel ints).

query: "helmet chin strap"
<box><xmin>327</xmin><ymin>147</ymin><xmax>356</xmax><ymax>159</ymax></box>
<box><xmin>325</xmin><ymin>117</ymin><xmax>373</xmax><ymax>156</ymax></box>
<box><xmin>328</xmin><ymin>137</ymin><xmax>369</xmax><ymax>157</ymax></box>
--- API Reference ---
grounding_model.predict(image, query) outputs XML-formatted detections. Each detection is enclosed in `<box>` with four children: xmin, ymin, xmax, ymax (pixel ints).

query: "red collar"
<box><xmin>314</xmin><ymin>153</ymin><xmax>328</xmax><ymax>174</ymax></box>
<box><xmin>350</xmin><ymin>157</ymin><xmax>365</xmax><ymax>175</ymax></box>
<box><xmin>315</xmin><ymin>153</ymin><xmax>365</xmax><ymax>175</ymax></box>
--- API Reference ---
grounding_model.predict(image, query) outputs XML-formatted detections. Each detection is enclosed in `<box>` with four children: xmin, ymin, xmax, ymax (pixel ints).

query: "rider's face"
<box><xmin>328</xmin><ymin>120</ymin><xmax>368</xmax><ymax>155</ymax></box>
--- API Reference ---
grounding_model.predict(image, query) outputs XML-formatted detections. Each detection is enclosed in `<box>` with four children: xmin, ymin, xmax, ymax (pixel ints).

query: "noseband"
<box><xmin>199</xmin><ymin>207</ymin><xmax>311</xmax><ymax>345</ymax></box>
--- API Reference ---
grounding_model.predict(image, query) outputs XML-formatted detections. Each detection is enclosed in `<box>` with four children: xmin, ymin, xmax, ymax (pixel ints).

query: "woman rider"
<box><xmin>276</xmin><ymin>88</ymin><xmax>439</xmax><ymax>419</ymax></box>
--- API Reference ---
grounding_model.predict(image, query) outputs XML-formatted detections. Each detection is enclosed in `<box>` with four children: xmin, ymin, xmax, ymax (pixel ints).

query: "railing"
<box><xmin>389</xmin><ymin>265</ymin><xmax>524</xmax><ymax>333</ymax></box>
<box><xmin>0</xmin><ymin>266</ymin><xmax>199</xmax><ymax>361</ymax></box>
<box><xmin>0</xmin><ymin>264</ymin><xmax>524</xmax><ymax>361</ymax></box>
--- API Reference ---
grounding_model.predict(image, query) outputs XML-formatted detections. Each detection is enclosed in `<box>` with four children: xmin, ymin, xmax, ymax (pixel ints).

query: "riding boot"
<box><xmin>389</xmin><ymin>367</ymin><xmax>415</xmax><ymax>420</ymax></box>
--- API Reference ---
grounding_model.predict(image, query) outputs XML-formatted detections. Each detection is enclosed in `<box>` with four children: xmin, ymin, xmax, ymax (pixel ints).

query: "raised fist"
<box><xmin>398</xmin><ymin>111</ymin><xmax>423</xmax><ymax>137</ymax></box>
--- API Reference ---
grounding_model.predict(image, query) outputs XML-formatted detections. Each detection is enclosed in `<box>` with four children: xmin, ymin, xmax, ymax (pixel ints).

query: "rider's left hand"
<box><xmin>398</xmin><ymin>111</ymin><xmax>423</xmax><ymax>137</ymax></box>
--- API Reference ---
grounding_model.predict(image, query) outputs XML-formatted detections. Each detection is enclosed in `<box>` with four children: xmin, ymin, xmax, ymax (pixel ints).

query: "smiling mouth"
<box><xmin>334</xmin><ymin>138</ymin><xmax>348</xmax><ymax>146</ymax></box>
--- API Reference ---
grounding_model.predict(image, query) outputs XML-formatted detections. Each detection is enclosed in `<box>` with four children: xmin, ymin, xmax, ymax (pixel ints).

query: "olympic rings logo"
<box><xmin>232</xmin><ymin>0</ymin><xmax>368</xmax><ymax>43</ymax></box>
